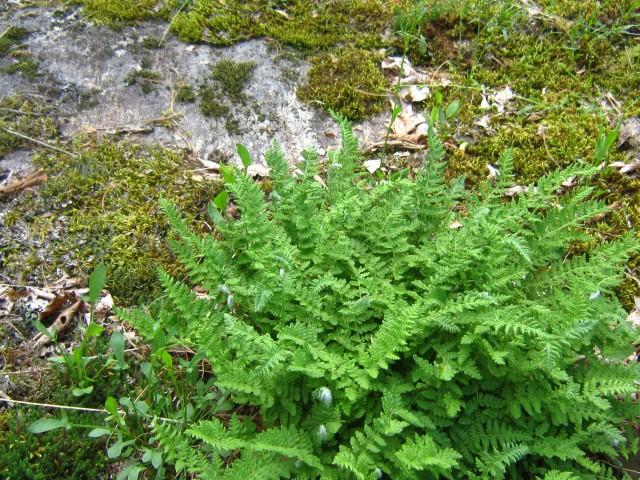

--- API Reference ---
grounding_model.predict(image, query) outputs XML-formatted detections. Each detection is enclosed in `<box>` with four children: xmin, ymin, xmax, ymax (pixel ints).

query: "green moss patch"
<box><xmin>0</xmin><ymin>59</ymin><xmax>40</xmax><ymax>79</ymax></box>
<box><xmin>209</xmin><ymin>59</ymin><xmax>255</xmax><ymax>101</ymax></box>
<box><xmin>297</xmin><ymin>48</ymin><xmax>388</xmax><ymax>121</ymax></box>
<box><xmin>79</xmin><ymin>0</ymin><xmax>160</xmax><ymax>24</ymax></box>
<box><xmin>0</xmin><ymin>26</ymin><xmax>29</xmax><ymax>57</ymax></box>
<box><xmin>0</xmin><ymin>409</ymin><xmax>108</xmax><ymax>480</ymax></box>
<box><xmin>175</xmin><ymin>83</ymin><xmax>195</xmax><ymax>103</ymax></box>
<box><xmin>3</xmin><ymin>140</ymin><xmax>221</xmax><ymax>305</ymax></box>
<box><xmin>165</xmin><ymin>0</ymin><xmax>395</xmax><ymax>50</ymax></box>
<box><xmin>0</xmin><ymin>95</ymin><xmax>58</xmax><ymax>159</ymax></box>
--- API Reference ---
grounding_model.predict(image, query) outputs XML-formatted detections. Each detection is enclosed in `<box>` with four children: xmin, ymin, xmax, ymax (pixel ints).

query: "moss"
<box><xmin>0</xmin><ymin>59</ymin><xmax>40</xmax><ymax>79</ymax></box>
<box><xmin>3</xmin><ymin>140</ymin><xmax>222</xmax><ymax>305</ymax></box>
<box><xmin>175</xmin><ymin>83</ymin><xmax>196</xmax><ymax>103</ymax></box>
<box><xmin>140</xmin><ymin>36</ymin><xmax>163</xmax><ymax>49</ymax></box>
<box><xmin>0</xmin><ymin>95</ymin><xmax>58</xmax><ymax>159</ymax></box>
<box><xmin>198</xmin><ymin>85</ymin><xmax>229</xmax><ymax>118</ymax></box>
<box><xmin>165</xmin><ymin>0</ymin><xmax>395</xmax><ymax>50</ymax></box>
<box><xmin>0</xmin><ymin>26</ymin><xmax>29</xmax><ymax>57</ymax></box>
<box><xmin>297</xmin><ymin>48</ymin><xmax>388</xmax><ymax>121</ymax></box>
<box><xmin>125</xmin><ymin>66</ymin><xmax>162</xmax><ymax>94</ymax></box>
<box><xmin>80</xmin><ymin>0</ymin><xmax>159</xmax><ymax>24</ymax></box>
<box><xmin>209</xmin><ymin>59</ymin><xmax>256</xmax><ymax>101</ymax></box>
<box><xmin>0</xmin><ymin>409</ymin><xmax>108</xmax><ymax>480</ymax></box>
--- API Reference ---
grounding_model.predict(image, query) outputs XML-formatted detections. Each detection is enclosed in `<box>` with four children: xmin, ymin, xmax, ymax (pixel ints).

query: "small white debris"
<box><xmin>493</xmin><ymin>86</ymin><xmax>515</xmax><ymax>105</ymax></box>
<box><xmin>627</xmin><ymin>298</ymin><xmax>640</xmax><ymax>328</ymax></box>
<box><xmin>476</xmin><ymin>115</ymin><xmax>492</xmax><ymax>130</ymax></box>
<box><xmin>505</xmin><ymin>185</ymin><xmax>528</xmax><ymax>197</ymax></box>
<box><xmin>449</xmin><ymin>220</ymin><xmax>463</xmax><ymax>229</ymax></box>
<box><xmin>318</xmin><ymin>387</ymin><xmax>333</xmax><ymax>406</ymax></box>
<box><xmin>398</xmin><ymin>85</ymin><xmax>430</xmax><ymax>103</ymax></box>
<box><xmin>589</xmin><ymin>290</ymin><xmax>601</xmax><ymax>300</ymax></box>
<box><xmin>247</xmin><ymin>164</ymin><xmax>270</xmax><ymax>177</ymax></box>
<box><xmin>486</xmin><ymin>164</ymin><xmax>500</xmax><ymax>180</ymax></box>
<box><xmin>363</xmin><ymin>159</ymin><xmax>381</xmax><ymax>174</ymax></box>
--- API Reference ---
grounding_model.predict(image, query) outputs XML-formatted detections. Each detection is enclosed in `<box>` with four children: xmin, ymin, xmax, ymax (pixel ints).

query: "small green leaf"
<box><xmin>88</xmin><ymin>263</ymin><xmax>106</xmax><ymax>305</ymax></box>
<box><xmin>88</xmin><ymin>428</ymin><xmax>112</xmax><ymax>438</ymax></box>
<box><xmin>140</xmin><ymin>361</ymin><xmax>152</xmax><ymax>378</ymax></box>
<box><xmin>160</xmin><ymin>350</ymin><xmax>173</xmax><ymax>369</ymax></box>
<box><xmin>105</xmin><ymin>396</ymin><xmax>118</xmax><ymax>416</ymax></box>
<box><xmin>236</xmin><ymin>143</ymin><xmax>252</xmax><ymax>169</ymax></box>
<box><xmin>72</xmin><ymin>385</ymin><xmax>94</xmax><ymax>397</ymax></box>
<box><xmin>142</xmin><ymin>449</ymin><xmax>152</xmax><ymax>463</ymax></box>
<box><xmin>119</xmin><ymin>396</ymin><xmax>134</xmax><ymax>412</ymax></box>
<box><xmin>107</xmin><ymin>441</ymin><xmax>124</xmax><ymax>459</ymax></box>
<box><xmin>85</xmin><ymin>323</ymin><xmax>104</xmax><ymax>338</ymax></box>
<box><xmin>430</xmin><ymin>106</ymin><xmax>440</xmax><ymax>125</ymax></box>
<box><xmin>110</xmin><ymin>331</ymin><xmax>126</xmax><ymax>368</ymax></box>
<box><xmin>208</xmin><ymin>200</ymin><xmax>226</xmax><ymax>225</ymax></box>
<box><xmin>107</xmin><ymin>439</ymin><xmax>135</xmax><ymax>459</ymax></box>
<box><xmin>220</xmin><ymin>164</ymin><xmax>235</xmax><ymax>184</ymax></box>
<box><xmin>29</xmin><ymin>417</ymin><xmax>69</xmax><ymax>433</ymax></box>
<box><xmin>213</xmin><ymin>191</ymin><xmax>229</xmax><ymax>211</ymax></box>
<box><xmin>445</xmin><ymin>100</ymin><xmax>460</xmax><ymax>118</ymax></box>
<box><xmin>135</xmin><ymin>400</ymin><xmax>150</xmax><ymax>416</ymax></box>
<box><xmin>151</xmin><ymin>451</ymin><xmax>163</xmax><ymax>469</ymax></box>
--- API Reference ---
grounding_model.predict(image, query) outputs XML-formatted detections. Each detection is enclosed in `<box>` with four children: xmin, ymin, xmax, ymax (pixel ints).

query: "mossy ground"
<box><xmin>3</xmin><ymin>139</ymin><xmax>221</xmax><ymax>305</ymax></box>
<box><xmin>197</xmin><ymin>59</ymin><xmax>256</xmax><ymax>134</ymax></box>
<box><xmin>1</xmin><ymin>0</ymin><xmax>639</xmax><ymax>477</ymax></box>
<box><xmin>0</xmin><ymin>95</ymin><xmax>57</xmax><ymax>158</ymax></box>
<box><xmin>297</xmin><ymin>48</ymin><xmax>388</xmax><ymax>121</ymax></box>
<box><xmin>25</xmin><ymin>0</ymin><xmax>640</xmax><ymax>308</ymax></box>
<box><xmin>0</xmin><ymin>26</ymin><xmax>29</xmax><ymax>57</ymax></box>
<box><xmin>0</xmin><ymin>408</ymin><xmax>109</xmax><ymax>480</ymax></box>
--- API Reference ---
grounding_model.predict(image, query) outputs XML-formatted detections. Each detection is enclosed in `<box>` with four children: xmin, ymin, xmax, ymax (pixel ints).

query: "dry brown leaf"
<box><xmin>0</xmin><ymin>170</ymin><xmax>47</xmax><ymax>198</ymax></box>
<box><xmin>38</xmin><ymin>293</ymin><xmax>72</xmax><ymax>322</ymax></box>
<box><xmin>33</xmin><ymin>300</ymin><xmax>84</xmax><ymax>350</ymax></box>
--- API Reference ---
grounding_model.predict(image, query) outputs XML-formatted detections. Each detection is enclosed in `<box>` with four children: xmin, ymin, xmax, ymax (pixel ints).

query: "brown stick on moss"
<box><xmin>0</xmin><ymin>170</ymin><xmax>47</xmax><ymax>199</ymax></box>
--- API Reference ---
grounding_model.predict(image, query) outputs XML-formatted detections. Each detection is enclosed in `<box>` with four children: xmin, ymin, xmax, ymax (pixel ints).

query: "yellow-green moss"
<box><xmin>0</xmin><ymin>26</ymin><xmax>29</xmax><ymax>57</ymax></box>
<box><xmin>0</xmin><ymin>59</ymin><xmax>40</xmax><ymax>79</ymax></box>
<box><xmin>297</xmin><ymin>48</ymin><xmax>388</xmax><ymax>121</ymax></box>
<box><xmin>166</xmin><ymin>0</ymin><xmax>395</xmax><ymax>50</ymax></box>
<box><xmin>198</xmin><ymin>85</ymin><xmax>229</xmax><ymax>118</ymax></box>
<box><xmin>0</xmin><ymin>96</ymin><xmax>58</xmax><ymax>158</ymax></box>
<box><xmin>79</xmin><ymin>0</ymin><xmax>159</xmax><ymax>24</ymax></box>
<box><xmin>209</xmin><ymin>59</ymin><xmax>256</xmax><ymax>100</ymax></box>
<box><xmin>4</xmin><ymin>140</ymin><xmax>222</xmax><ymax>305</ymax></box>
<box><xmin>175</xmin><ymin>83</ymin><xmax>196</xmax><ymax>103</ymax></box>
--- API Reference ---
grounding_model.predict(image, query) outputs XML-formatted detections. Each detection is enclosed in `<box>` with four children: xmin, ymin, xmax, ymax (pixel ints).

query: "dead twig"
<box><xmin>0</xmin><ymin>127</ymin><xmax>77</xmax><ymax>158</ymax></box>
<box><xmin>0</xmin><ymin>107</ymin><xmax>47</xmax><ymax>116</ymax></box>
<box><xmin>32</xmin><ymin>300</ymin><xmax>83</xmax><ymax>350</ymax></box>
<box><xmin>0</xmin><ymin>170</ymin><xmax>47</xmax><ymax>199</ymax></box>
<box><xmin>0</xmin><ymin>396</ymin><xmax>180</xmax><ymax>423</ymax></box>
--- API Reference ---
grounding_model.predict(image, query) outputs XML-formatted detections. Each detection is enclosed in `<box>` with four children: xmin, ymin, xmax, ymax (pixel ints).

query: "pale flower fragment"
<box><xmin>363</xmin><ymin>159</ymin><xmax>381</xmax><ymax>174</ymax></box>
<box><xmin>627</xmin><ymin>298</ymin><xmax>640</xmax><ymax>328</ymax></box>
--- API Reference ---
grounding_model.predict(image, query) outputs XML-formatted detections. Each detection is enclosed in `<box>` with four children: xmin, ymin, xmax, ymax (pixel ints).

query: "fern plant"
<box><xmin>121</xmin><ymin>114</ymin><xmax>640</xmax><ymax>479</ymax></box>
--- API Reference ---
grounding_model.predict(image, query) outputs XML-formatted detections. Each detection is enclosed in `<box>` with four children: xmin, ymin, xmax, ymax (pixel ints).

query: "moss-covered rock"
<box><xmin>79</xmin><ymin>0</ymin><xmax>159</xmax><ymax>24</ymax></box>
<box><xmin>297</xmin><ymin>48</ymin><xmax>388</xmax><ymax>121</ymax></box>
<box><xmin>3</xmin><ymin>140</ymin><xmax>222</xmax><ymax>305</ymax></box>
<box><xmin>0</xmin><ymin>96</ymin><xmax>57</xmax><ymax>159</ymax></box>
